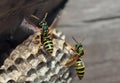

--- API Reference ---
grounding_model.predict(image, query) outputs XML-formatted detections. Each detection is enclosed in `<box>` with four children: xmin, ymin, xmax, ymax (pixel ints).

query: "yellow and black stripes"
<box><xmin>43</xmin><ymin>38</ymin><xmax>53</xmax><ymax>54</ymax></box>
<box><xmin>75</xmin><ymin>58</ymin><xmax>85</xmax><ymax>80</ymax></box>
<box><xmin>31</xmin><ymin>14</ymin><xmax>54</xmax><ymax>54</ymax></box>
<box><xmin>60</xmin><ymin>38</ymin><xmax>85</xmax><ymax>80</ymax></box>
<box><xmin>39</xmin><ymin>14</ymin><xmax>54</xmax><ymax>54</ymax></box>
<box><xmin>41</xmin><ymin>28</ymin><xmax>53</xmax><ymax>54</ymax></box>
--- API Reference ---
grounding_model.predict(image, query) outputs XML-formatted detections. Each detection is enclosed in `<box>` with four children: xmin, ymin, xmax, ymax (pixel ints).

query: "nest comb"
<box><xmin>0</xmin><ymin>29</ymin><xmax>73</xmax><ymax>83</ymax></box>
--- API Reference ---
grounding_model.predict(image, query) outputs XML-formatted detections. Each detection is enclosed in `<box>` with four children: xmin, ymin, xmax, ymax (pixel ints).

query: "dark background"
<box><xmin>58</xmin><ymin>0</ymin><xmax>120</xmax><ymax>83</ymax></box>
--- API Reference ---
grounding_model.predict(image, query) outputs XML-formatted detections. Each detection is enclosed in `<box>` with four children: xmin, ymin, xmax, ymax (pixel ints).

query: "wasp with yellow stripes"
<box><xmin>61</xmin><ymin>36</ymin><xmax>85</xmax><ymax>80</ymax></box>
<box><xmin>31</xmin><ymin>13</ymin><xmax>54</xmax><ymax>54</ymax></box>
<box><xmin>75</xmin><ymin>58</ymin><xmax>85</xmax><ymax>80</ymax></box>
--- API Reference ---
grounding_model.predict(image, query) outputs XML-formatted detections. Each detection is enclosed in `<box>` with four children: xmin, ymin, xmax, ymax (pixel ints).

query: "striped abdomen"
<box><xmin>75</xmin><ymin>58</ymin><xmax>85</xmax><ymax>80</ymax></box>
<box><xmin>43</xmin><ymin>38</ymin><xmax>53</xmax><ymax>54</ymax></box>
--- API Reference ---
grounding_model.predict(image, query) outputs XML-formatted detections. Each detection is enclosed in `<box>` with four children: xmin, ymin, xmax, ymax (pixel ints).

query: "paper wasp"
<box><xmin>61</xmin><ymin>36</ymin><xmax>85</xmax><ymax>80</ymax></box>
<box><xmin>31</xmin><ymin>13</ymin><xmax>54</xmax><ymax>54</ymax></box>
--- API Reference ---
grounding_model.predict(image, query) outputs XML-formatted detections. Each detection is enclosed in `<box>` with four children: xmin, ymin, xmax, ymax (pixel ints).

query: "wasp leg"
<box><xmin>33</xmin><ymin>28</ymin><xmax>42</xmax><ymax>39</ymax></box>
<box><xmin>48</xmin><ymin>28</ymin><xmax>54</xmax><ymax>39</ymax></box>
<box><xmin>30</xmin><ymin>32</ymin><xmax>42</xmax><ymax>57</ymax></box>
<box><xmin>30</xmin><ymin>15</ymin><xmax>40</xmax><ymax>20</ymax></box>
<box><xmin>30</xmin><ymin>28</ymin><xmax>42</xmax><ymax>46</ymax></box>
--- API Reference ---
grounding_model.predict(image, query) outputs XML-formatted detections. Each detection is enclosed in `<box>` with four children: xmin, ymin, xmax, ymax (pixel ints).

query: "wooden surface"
<box><xmin>58</xmin><ymin>0</ymin><xmax>120</xmax><ymax>83</ymax></box>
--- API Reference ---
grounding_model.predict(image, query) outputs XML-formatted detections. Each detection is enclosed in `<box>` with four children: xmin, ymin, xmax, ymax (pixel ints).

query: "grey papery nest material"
<box><xmin>0</xmin><ymin>29</ymin><xmax>73</xmax><ymax>83</ymax></box>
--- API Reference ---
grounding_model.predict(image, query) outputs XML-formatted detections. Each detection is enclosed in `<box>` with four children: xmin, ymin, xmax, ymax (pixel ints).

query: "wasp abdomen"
<box><xmin>43</xmin><ymin>38</ymin><xmax>53</xmax><ymax>54</ymax></box>
<box><xmin>76</xmin><ymin>58</ymin><xmax>85</xmax><ymax>80</ymax></box>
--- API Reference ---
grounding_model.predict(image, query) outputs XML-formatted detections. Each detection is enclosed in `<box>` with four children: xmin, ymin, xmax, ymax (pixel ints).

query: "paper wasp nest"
<box><xmin>0</xmin><ymin>29</ymin><xmax>73</xmax><ymax>83</ymax></box>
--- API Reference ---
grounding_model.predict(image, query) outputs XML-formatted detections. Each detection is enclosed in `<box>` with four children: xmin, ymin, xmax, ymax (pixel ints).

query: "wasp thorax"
<box><xmin>43</xmin><ymin>26</ymin><xmax>48</xmax><ymax>30</ymax></box>
<box><xmin>75</xmin><ymin>43</ymin><xmax>84</xmax><ymax>57</ymax></box>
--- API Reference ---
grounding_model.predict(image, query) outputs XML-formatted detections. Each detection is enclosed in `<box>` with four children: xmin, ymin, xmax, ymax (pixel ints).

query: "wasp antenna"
<box><xmin>30</xmin><ymin>15</ymin><xmax>40</xmax><ymax>20</ymax></box>
<box><xmin>80</xmin><ymin>34</ymin><xmax>88</xmax><ymax>44</ymax></box>
<box><xmin>43</xmin><ymin>13</ymin><xmax>48</xmax><ymax>20</ymax></box>
<box><xmin>81</xmin><ymin>37</ymin><xmax>85</xmax><ymax>44</ymax></box>
<box><xmin>72</xmin><ymin>36</ymin><xmax>78</xmax><ymax>43</ymax></box>
<box><xmin>50</xmin><ymin>14</ymin><xmax>61</xmax><ymax>29</ymax></box>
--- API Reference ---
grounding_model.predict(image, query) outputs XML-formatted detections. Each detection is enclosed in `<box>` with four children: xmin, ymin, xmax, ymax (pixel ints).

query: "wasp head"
<box><xmin>75</xmin><ymin>43</ymin><xmax>83</xmax><ymax>49</ymax></box>
<box><xmin>39</xmin><ymin>19</ymin><xmax>48</xmax><ymax>30</ymax></box>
